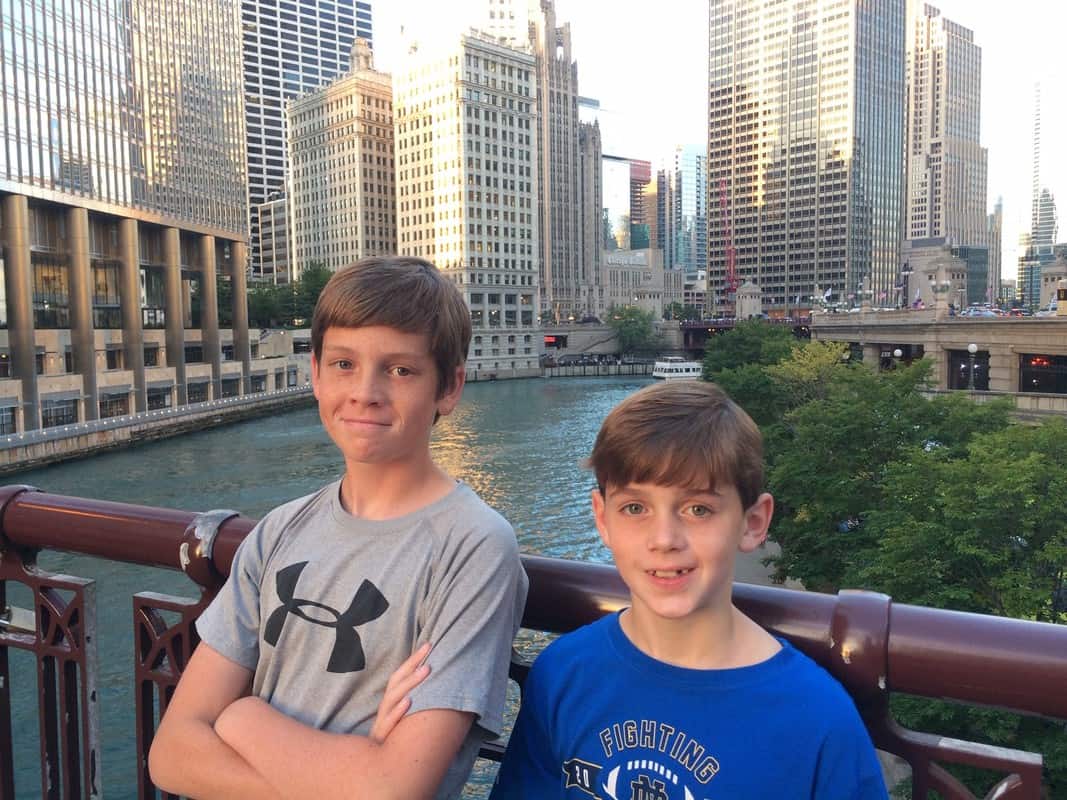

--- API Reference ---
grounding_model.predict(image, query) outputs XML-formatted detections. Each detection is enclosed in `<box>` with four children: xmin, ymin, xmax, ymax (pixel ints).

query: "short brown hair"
<box><xmin>588</xmin><ymin>381</ymin><xmax>764</xmax><ymax>509</ymax></box>
<box><xmin>311</xmin><ymin>256</ymin><xmax>471</xmax><ymax>396</ymax></box>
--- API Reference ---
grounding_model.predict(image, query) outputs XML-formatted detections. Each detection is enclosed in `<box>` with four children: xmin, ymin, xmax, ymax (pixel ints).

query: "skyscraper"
<box><xmin>0</xmin><ymin>0</ymin><xmax>250</xmax><ymax>432</ymax></box>
<box><xmin>904</xmin><ymin>5</ymin><xmax>986</xmax><ymax>247</ymax></box>
<box><xmin>394</xmin><ymin>32</ymin><xmax>540</xmax><ymax>378</ymax></box>
<box><xmin>669</xmin><ymin>145</ymin><xmax>708</xmax><ymax>274</ymax></box>
<box><xmin>707</xmin><ymin>0</ymin><xmax>906</xmax><ymax>313</ymax></box>
<box><xmin>1019</xmin><ymin>86</ymin><xmax>1059</xmax><ymax>308</ymax></box>
<box><xmin>288</xmin><ymin>40</ymin><xmax>396</xmax><ymax>277</ymax></box>
<box><xmin>243</xmin><ymin>0</ymin><xmax>372</xmax><ymax>282</ymax></box>
<box><xmin>487</xmin><ymin>0</ymin><xmax>588</xmax><ymax>319</ymax></box>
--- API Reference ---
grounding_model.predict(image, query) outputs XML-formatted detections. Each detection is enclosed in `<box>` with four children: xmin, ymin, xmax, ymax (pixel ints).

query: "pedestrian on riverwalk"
<box><xmin>489</xmin><ymin>381</ymin><xmax>888</xmax><ymax>799</ymax></box>
<box><xmin>149</xmin><ymin>256</ymin><xmax>528</xmax><ymax>799</ymax></box>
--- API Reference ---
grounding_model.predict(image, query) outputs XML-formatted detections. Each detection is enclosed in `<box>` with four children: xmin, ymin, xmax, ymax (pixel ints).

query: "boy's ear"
<box><xmin>436</xmin><ymin>366</ymin><xmax>466</xmax><ymax>417</ymax></box>
<box><xmin>590</xmin><ymin>488</ymin><xmax>611</xmax><ymax>548</ymax></box>
<box><xmin>738</xmin><ymin>492</ymin><xmax>774</xmax><ymax>553</ymax></box>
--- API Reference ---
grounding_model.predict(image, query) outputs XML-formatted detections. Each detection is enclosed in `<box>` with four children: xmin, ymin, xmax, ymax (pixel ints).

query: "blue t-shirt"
<box><xmin>491</xmin><ymin>613</ymin><xmax>888</xmax><ymax>799</ymax></box>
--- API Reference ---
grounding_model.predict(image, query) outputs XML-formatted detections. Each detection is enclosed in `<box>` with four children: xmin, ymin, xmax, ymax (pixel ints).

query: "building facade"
<box><xmin>987</xmin><ymin>198</ymin><xmax>1003</xmax><ymax>303</ymax></box>
<box><xmin>257</xmin><ymin>193</ymin><xmax>291</xmax><ymax>283</ymax></box>
<box><xmin>668</xmin><ymin>145</ymin><xmax>708</xmax><ymax>275</ymax></box>
<box><xmin>904</xmin><ymin>5</ymin><xmax>987</xmax><ymax>249</ymax></box>
<box><xmin>578</xmin><ymin>121</ymin><xmax>604</xmax><ymax>318</ymax></box>
<box><xmin>243</xmin><ymin>0</ymin><xmax>371</xmax><ymax>282</ymax></box>
<box><xmin>287</xmin><ymin>41</ymin><xmax>396</xmax><ymax>277</ymax></box>
<box><xmin>394</xmin><ymin>32</ymin><xmax>540</xmax><ymax>378</ymax></box>
<box><xmin>707</xmin><ymin>0</ymin><xmax>906</xmax><ymax>314</ymax></box>
<box><xmin>0</xmin><ymin>0</ymin><xmax>254</xmax><ymax>434</ymax></box>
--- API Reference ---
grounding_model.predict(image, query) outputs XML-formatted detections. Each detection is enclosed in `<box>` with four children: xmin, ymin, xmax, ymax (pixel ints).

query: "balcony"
<box><xmin>0</xmin><ymin>486</ymin><xmax>1064</xmax><ymax>798</ymax></box>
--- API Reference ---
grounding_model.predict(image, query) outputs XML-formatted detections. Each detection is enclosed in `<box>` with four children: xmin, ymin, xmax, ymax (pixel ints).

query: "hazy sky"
<box><xmin>371</xmin><ymin>0</ymin><xmax>1067</xmax><ymax>270</ymax></box>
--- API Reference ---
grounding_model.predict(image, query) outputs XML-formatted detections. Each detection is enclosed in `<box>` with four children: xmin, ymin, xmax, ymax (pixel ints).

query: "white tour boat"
<box><xmin>651</xmin><ymin>356</ymin><xmax>703</xmax><ymax>381</ymax></box>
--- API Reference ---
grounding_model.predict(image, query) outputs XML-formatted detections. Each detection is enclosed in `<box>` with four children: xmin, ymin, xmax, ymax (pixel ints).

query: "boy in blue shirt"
<box><xmin>491</xmin><ymin>380</ymin><xmax>888</xmax><ymax>799</ymax></box>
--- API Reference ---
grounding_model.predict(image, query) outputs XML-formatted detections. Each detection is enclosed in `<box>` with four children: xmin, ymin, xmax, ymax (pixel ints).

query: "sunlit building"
<box><xmin>287</xmin><ymin>40</ymin><xmax>396</xmax><ymax>278</ymax></box>
<box><xmin>905</xmin><ymin>5</ymin><xmax>987</xmax><ymax>251</ymax></box>
<box><xmin>243</xmin><ymin>0</ymin><xmax>372</xmax><ymax>282</ymax></box>
<box><xmin>668</xmin><ymin>145</ymin><xmax>708</xmax><ymax>274</ymax></box>
<box><xmin>0</xmin><ymin>0</ymin><xmax>254</xmax><ymax>433</ymax></box>
<box><xmin>394</xmin><ymin>32</ymin><xmax>540</xmax><ymax>378</ymax></box>
<box><xmin>707</xmin><ymin>0</ymin><xmax>906</xmax><ymax>313</ymax></box>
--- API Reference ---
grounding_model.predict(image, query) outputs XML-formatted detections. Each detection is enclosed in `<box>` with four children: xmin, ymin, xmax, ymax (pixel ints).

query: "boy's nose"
<box><xmin>647</xmin><ymin>516</ymin><xmax>685</xmax><ymax>551</ymax></box>
<box><xmin>348</xmin><ymin>371</ymin><xmax>385</xmax><ymax>404</ymax></box>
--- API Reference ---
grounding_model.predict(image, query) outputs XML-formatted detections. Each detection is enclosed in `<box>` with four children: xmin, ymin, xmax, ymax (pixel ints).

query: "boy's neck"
<box><xmin>619</xmin><ymin>604</ymin><xmax>780</xmax><ymax>670</ymax></box>
<box><xmin>340</xmin><ymin>456</ymin><xmax>456</xmax><ymax>520</ymax></box>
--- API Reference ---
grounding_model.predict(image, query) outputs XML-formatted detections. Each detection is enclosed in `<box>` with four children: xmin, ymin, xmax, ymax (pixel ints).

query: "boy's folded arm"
<box><xmin>147</xmin><ymin>642</ymin><xmax>284</xmax><ymax>799</ymax></box>
<box><xmin>216</xmin><ymin>695</ymin><xmax>475</xmax><ymax>800</ymax></box>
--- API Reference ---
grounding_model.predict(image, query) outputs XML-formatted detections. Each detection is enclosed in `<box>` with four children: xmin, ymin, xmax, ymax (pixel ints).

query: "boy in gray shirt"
<box><xmin>149</xmin><ymin>256</ymin><xmax>528</xmax><ymax>799</ymax></box>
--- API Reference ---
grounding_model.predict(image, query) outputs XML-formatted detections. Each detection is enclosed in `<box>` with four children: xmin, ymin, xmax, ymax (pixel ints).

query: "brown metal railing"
<box><xmin>0</xmin><ymin>485</ymin><xmax>1065</xmax><ymax>799</ymax></box>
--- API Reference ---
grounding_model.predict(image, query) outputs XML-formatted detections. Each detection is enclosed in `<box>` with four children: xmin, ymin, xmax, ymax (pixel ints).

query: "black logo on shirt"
<box><xmin>264</xmin><ymin>561</ymin><xmax>389</xmax><ymax>673</ymax></box>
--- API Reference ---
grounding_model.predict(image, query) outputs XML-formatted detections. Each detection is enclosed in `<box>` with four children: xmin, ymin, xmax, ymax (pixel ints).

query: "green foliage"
<box><xmin>608</xmin><ymin>306</ymin><xmax>658</xmax><ymax>354</ymax></box>
<box><xmin>663</xmin><ymin>302</ymin><xmax>701</xmax><ymax>321</ymax></box>
<box><xmin>702</xmin><ymin>319</ymin><xmax>796</xmax><ymax>378</ymax></box>
<box><xmin>245</xmin><ymin>263</ymin><xmax>334</xmax><ymax>329</ymax></box>
<box><xmin>719</xmin><ymin>343</ymin><xmax>1063</xmax><ymax>793</ymax></box>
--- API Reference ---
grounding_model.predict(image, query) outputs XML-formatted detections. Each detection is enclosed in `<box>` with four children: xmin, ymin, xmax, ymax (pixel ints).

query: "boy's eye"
<box><xmin>333</xmin><ymin>359</ymin><xmax>353</xmax><ymax>370</ymax></box>
<box><xmin>391</xmin><ymin>366</ymin><xmax>413</xmax><ymax>377</ymax></box>
<box><xmin>621</xmin><ymin>502</ymin><xmax>644</xmax><ymax>515</ymax></box>
<box><xmin>688</xmin><ymin>504</ymin><xmax>712</xmax><ymax>517</ymax></box>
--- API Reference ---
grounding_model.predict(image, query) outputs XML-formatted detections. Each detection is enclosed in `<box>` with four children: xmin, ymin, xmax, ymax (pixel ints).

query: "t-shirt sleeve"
<box><xmin>194</xmin><ymin>518</ymin><xmax>271</xmax><ymax>670</ymax></box>
<box><xmin>812</xmin><ymin>702</ymin><xmax>890</xmax><ymax>800</ymax></box>
<box><xmin>489</xmin><ymin>659</ymin><xmax>560</xmax><ymax>800</ymax></box>
<box><xmin>408</xmin><ymin>516</ymin><xmax>527</xmax><ymax>738</ymax></box>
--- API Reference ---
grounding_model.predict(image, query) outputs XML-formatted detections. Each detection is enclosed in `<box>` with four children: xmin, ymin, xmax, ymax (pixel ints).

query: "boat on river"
<box><xmin>652</xmin><ymin>356</ymin><xmax>702</xmax><ymax>381</ymax></box>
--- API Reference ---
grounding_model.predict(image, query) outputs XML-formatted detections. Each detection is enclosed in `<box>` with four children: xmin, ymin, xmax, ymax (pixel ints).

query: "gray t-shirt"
<box><xmin>196</xmin><ymin>479</ymin><xmax>528</xmax><ymax>799</ymax></box>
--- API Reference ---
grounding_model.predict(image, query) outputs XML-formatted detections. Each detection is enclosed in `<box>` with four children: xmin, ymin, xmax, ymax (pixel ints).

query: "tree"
<box><xmin>702</xmin><ymin>319</ymin><xmax>796</xmax><ymax>378</ymax></box>
<box><xmin>664</xmin><ymin>302</ymin><xmax>700</xmax><ymax>321</ymax></box>
<box><xmin>247</xmin><ymin>283</ymin><xmax>285</xmax><ymax>328</ymax></box>
<box><xmin>294</xmin><ymin>263</ymin><xmax>333</xmax><ymax>323</ymax></box>
<box><xmin>608</xmin><ymin>306</ymin><xmax>657</xmax><ymax>354</ymax></box>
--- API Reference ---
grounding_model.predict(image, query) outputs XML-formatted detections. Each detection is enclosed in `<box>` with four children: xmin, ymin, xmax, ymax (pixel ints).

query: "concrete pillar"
<box><xmin>2</xmin><ymin>195</ymin><xmax>39</xmax><ymax>430</ymax></box>
<box><xmin>119</xmin><ymin>219</ymin><xmax>146</xmax><ymax>412</ymax></box>
<box><xmin>67</xmin><ymin>208</ymin><xmax>98</xmax><ymax>421</ymax></box>
<box><xmin>163</xmin><ymin>228</ymin><xmax>186</xmax><ymax>405</ymax></box>
<box><xmin>199</xmin><ymin>234</ymin><xmax>221</xmax><ymax>400</ymax></box>
<box><xmin>862</xmin><ymin>344</ymin><xmax>881</xmax><ymax>367</ymax></box>
<box><xmin>230</xmin><ymin>240</ymin><xmax>251</xmax><ymax>393</ymax></box>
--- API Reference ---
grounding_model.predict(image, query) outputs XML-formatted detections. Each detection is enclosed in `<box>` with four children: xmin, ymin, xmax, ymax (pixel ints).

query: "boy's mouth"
<box><xmin>648</xmin><ymin>568</ymin><xmax>693</xmax><ymax>578</ymax></box>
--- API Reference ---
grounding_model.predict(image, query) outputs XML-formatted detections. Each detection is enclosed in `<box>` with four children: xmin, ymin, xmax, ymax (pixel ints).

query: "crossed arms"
<box><xmin>148</xmin><ymin>642</ymin><xmax>468</xmax><ymax>800</ymax></box>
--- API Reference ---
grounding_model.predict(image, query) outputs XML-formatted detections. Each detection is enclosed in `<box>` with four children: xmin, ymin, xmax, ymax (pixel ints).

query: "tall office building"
<box><xmin>288</xmin><ymin>40</ymin><xmax>396</xmax><ymax>277</ymax></box>
<box><xmin>1018</xmin><ymin>86</ymin><xmax>1059</xmax><ymax>308</ymax></box>
<box><xmin>707</xmin><ymin>0</ymin><xmax>906</xmax><ymax>313</ymax></box>
<box><xmin>905</xmin><ymin>5</ymin><xmax>986</xmax><ymax>247</ymax></box>
<box><xmin>243</xmin><ymin>0</ymin><xmax>372</xmax><ymax>282</ymax></box>
<box><xmin>668</xmin><ymin>145</ymin><xmax>708</xmax><ymax>274</ymax></box>
<box><xmin>487</xmin><ymin>0</ymin><xmax>588</xmax><ymax>319</ymax></box>
<box><xmin>0</xmin><ymin>0</ymin><xmax>252</xmax><ymax>434</ymax></box>
<box><xmin>987</xmin><ymin>198</ymin><xmax>1002</xmax><ymax>302</ymax></box>
<box><xmin>578</xmin><ymin>122</ymin><xmax>604</xmax><ymax>316</ymax></box>
<box><xmin>395</xmin><ymin>32</ymin><xmax>540</xmax><ymax>378</ymax></box>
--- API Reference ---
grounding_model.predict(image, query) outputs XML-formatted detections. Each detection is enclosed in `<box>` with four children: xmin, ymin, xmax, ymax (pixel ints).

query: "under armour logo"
<box><xmin>263</xmin><ymin>561</ymin><xmax>389</xmax><ymax>673</ymax></box>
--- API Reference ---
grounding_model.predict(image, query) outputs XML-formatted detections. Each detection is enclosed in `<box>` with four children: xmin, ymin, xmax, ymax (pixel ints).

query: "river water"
<box><xmin>6</xmin><ymin>376</ymin><xmax>778</xmax><ymax>797</ymax></box>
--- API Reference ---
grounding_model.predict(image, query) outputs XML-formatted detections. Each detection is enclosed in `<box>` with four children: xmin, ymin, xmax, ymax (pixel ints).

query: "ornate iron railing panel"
<box><xmin>0</xmin><ymin>487</ymin><xmax>1064</xmax><ymax>799</ymax></box>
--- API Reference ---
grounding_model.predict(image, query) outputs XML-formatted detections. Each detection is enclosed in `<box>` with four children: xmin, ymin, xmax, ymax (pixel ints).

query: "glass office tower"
<box><xmin>707</xmin><ymin>0</ymin><xmax>905</xmax><ymax>313</ymax></box>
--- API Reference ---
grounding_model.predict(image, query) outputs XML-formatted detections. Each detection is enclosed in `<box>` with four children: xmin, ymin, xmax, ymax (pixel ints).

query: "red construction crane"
<box><xmin>719</xmin><ymin>178</ymin><xmax>739</xmax><ymax>314</ymax></box>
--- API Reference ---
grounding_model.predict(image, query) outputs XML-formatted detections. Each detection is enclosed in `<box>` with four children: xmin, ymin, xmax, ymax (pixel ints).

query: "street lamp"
<box><xmin>967</xmin><ymin>343</ymin><xmax>977</xmax><ymax>390</ymax></box>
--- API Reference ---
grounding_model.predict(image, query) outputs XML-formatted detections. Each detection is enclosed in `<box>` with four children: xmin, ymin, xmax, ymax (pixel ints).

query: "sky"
<box><xmin>371</xmin><ymin>0</ymin><xmax>1067</xmax><ymax>271</ymax></box>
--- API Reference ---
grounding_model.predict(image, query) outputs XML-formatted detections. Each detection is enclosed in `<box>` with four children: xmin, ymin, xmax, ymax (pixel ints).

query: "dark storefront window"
<box><xmin>144</xmin><ymin>346</ymin><xmax>160</xmax><ymax>367</ymax></box>
<box><xmin>0</xmin><ymin>407</ymin><xmax>15</xmax><ymax>435</ymax></box>
<box><xmin>221</xmin><ymin>378</ymin><xmax>241</xmax><ymax>398</ymax></box>
<box><xmin>947</xmin><ymin>349</ymin><xmax>989</xmax><ymax>390</ymax></box>
<box><xmin>1020</xmin><ymin>354</ymin><xmax>1067</xmax><ymax>394</ymax></box>
<box><xmin>92</xmin><ymin>263</ymin><xmax>122</xmax><ymax>328</ymax></box>
<box><xmin>251</xmin><ymin>374</ymin><xmax>267</xmax><ymax>393</ymax></box>
<box><xmin>147</xmin><ymin>388</ymin><xmax>172</xmax><ymax>410</ymax></box>
<box><xmin>42</xmin><ymin>399</ymin><xmax>78</xmax><ymax>428</ymax></box>
<box><xmin>99</xmin><ymin>393</ymin><xmax>130</xmax><ymax>418</ymax></box>
<box><xmin>185</xmin><ymin>346</ymin><xmax>204</xmax><ymax>363</ymax></box>
<box><xmin>222</xmin><ymin>344</ymin><xmax>234</xmax><ymax>361</ymax></box>
<box><xmin>187</xmin><ymin>382</ymin><xmax>210</xmax><ymax>403</ymax></box>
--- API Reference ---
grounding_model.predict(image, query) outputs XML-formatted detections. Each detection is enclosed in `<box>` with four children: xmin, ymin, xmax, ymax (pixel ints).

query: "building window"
<box><xmin>250</xmin><ymin>374</ymin><xmax>267</xmax><ymax>393</ymax></box>
<box><xmin>185</xmin><ymin>345</ymin><xmax>204</xmax><ymax>363</ymax></box>
<box><xmin>187</xmin><ymin>382</ymin><xmax>210</xmax><ymax>403</ymax></box>
<box><xmin>222</xmin><ymin>344</ymin><xmax>235</xmax><ymax>361</ymax></box>
<box><xmin>99</xmin><ymin>393</ymin><xmax>129</xmax><ymax>418</ymax></box>
<box><xmin>33</xmin><ymin>263</ymin><xmax>70</xmax><ymax>328</ymax></box>
<box><xmin>0</xmin><ymin>407</ymin><xmax>15</xmax><ymax>435</ymax></box>
<box><xmin>1020</xmin><ymin>354</ymin><xmax>1067</xmax><ymax>394</ymax></box>
<box><xmin>147</xmin><ymin>388</ymin><xmax>172</xmax><ymax>410</ymax></box>
<box><xmin>275</xmin><ymin>371</ymin><xmax>285</xmax><ymax>390</ymax></box>
<box><xmin>286</xmin><ymin>368</ymin><xmax>298</xmax><ymax>387</ymax></box>
<box><xmin>221</xmin><ymin>378</ymin><xmax>241</xmax><ymax>398</ymax></box>
<box><xmin>106</xmin><ymin>349</ymin><xmax>124</xmax><ymax>370</ymax></box>
<box><xmin>144</xmin><ymin>347</ymin><xmax>160</xmax><ymax>367</ymax></box>
<box><xmin>35</xmin><ymin>353</ymin><xmax>45</xmax><ymax>375</ymax></box>
<box><xmin>92</xmin><ymin>264</ymin><xmax>122</xmax><ymax>328</ymax></box>
<box><xmin>42</xmin><ymin>399</ymin><xmax>78</xmax><ymax>428</ymax></box>
<box><xmin>0</xmin><ymin>353</ymin><xmax>9</xmax><ymax>378</ymax></box>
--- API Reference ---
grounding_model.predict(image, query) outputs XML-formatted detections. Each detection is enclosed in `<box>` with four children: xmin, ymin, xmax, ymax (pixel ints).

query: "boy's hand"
<box><xmin>369</xmin><ymin>642</ymin><xmax>432</xmax><ymax>743</ymax></box>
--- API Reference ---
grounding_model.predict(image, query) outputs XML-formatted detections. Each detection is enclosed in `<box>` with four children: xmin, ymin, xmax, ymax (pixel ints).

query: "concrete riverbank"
<box><xmin>0</xmin><ymin>387</ymin><xmax>315</xmax><ymax>474</ymax></box>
